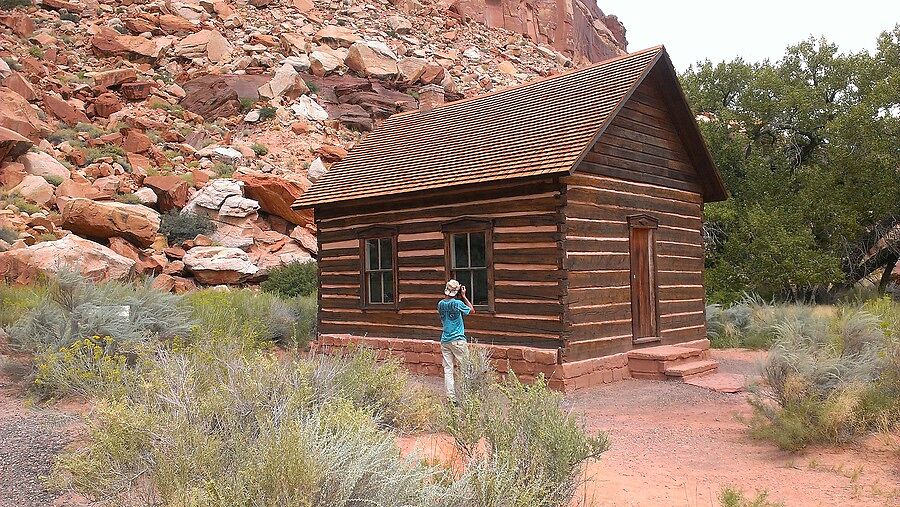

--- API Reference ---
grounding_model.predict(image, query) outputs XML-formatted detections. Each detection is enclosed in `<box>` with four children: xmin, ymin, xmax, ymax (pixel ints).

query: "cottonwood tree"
<box><xmin>682</xmin><ymin>26</ymin><xmax>900</xmax><ymax>302</ymax></box>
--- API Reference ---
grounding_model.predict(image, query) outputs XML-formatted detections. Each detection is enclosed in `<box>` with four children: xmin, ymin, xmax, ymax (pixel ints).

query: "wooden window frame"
<box><xmin>442</xmin><ymin>218</ymin><xmax>494</xmax><ymax>313</ymax></box>
<box><xmin>627</xmin><ymin>214</ymin><xmax>660</xmax><ymax>344</ymax></box>
<box><xmin>358</xmin><ymin>225</ymin><xmax>399</xmax><ymax>311</ymax></box>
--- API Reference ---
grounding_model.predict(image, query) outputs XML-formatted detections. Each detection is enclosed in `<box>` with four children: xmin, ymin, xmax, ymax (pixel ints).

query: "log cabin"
<box><xmin>292</xmin><ymin>46</ymin><xmax>729</xmax><ymax>390</ymax></box>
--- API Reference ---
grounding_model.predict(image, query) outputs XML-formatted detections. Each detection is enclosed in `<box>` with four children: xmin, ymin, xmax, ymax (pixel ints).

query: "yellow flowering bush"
<box><xmin>34</xmin><ymin>336</ymin><xmax>130</xmax><ymax>399</ymax></box>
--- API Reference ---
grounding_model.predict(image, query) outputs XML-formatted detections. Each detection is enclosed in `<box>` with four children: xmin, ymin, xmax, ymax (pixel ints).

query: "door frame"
<box><xmin>627</xmin><ymin>214</ymin><xmax>660</xmax><ymax>344</ymax></box>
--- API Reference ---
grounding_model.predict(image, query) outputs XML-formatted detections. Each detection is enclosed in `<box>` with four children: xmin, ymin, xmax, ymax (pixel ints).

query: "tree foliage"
<box><xmin>682</xmin><ymin>27</ymin><xmax>900</xmax><ymax>302</ymax></box>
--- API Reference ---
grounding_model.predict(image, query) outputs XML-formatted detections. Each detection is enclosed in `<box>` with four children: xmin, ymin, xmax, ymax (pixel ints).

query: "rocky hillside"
<box><xmin>0</xmin><ymin>0</ymin><xmax>627</xmax><ymax>290</ymax></box>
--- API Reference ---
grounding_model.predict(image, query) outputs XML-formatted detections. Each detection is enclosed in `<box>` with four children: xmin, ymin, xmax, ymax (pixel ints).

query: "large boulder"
<box><xmin>19</xmin><ymin>151</ymin><xmax>70</xmax><ymax>180</ymax></box>
<box><xmin>143</xmin><ymin>174</ymin><xmax>189</xmax><ymax>211</ymax></box>
<box><xmin>174</xmin><ymin>30</ymin><xmax>232</xmax><ymax>63</ymax></box>
<box><xmin>182</xmin><ymin>246</ymin><xmax>259</xmax><ymax>284</ymax></box>
<box><xmin>258</xmin><ymin>63</ymin><xmax>309</xmax><ymax>100</ymax></box>
<box><xmin>345</xmin><ymin>41</ymin><xmax>398</xmax><ymax>79</ymax></box>
<box><xmin>12</xmin><ymin>174</ymin><xmax>54</xmax><ymax>206</ymax></box>
<box><xmin>0</xmin><ymin>86</ymin><xmax>50</xmax><ymax>142</ymax></box>
<box><xmin>235</xmin><ymin>171</ymin><xmax>313</xmax><ymax>226</ymax></box>
<box><xmin>0</xmin><ymin>234</ymin><xmax>135</xmax><ymax>284</ymax></box>
<box><xmin>182</xmin><ymin>179</ymin><xmax>261</xmax><ymax>249</ymax></box>
<box><xmin>181</xmin><ymin>75</ymin><xmax>241</xmax><ymax>120</ymax></box>
<box><xmin>43</xmin><ymin>94</ymin><xmax>90</xmax><ymax>126</ymax></box>
<box><xmin>314</xmin><ymin>25</ymin><xmax>359</xmax><ymax>48</ymax></box>
<box><xmin>182</xmin><ymin>178</ymin><xmax>244</xmax><ymax>214</ymax></box>
<box><xmin>91</xmin><ymin>27</ymin><xmax>173</xmax><ymax>63</ymax></box>
<box><xmin>0</xmin><ymin>127</ymin><xmax>31</xmax><ymax>164</ymax></box>
<box><xmin>61</xmin><ymin>198</ymin><xmax>161</xmax><ymax>247</ymax></box>
<box><xmin>248</xmin><ymin>231</ymin><xmax>314</xmax><ymax>272</ymax></box>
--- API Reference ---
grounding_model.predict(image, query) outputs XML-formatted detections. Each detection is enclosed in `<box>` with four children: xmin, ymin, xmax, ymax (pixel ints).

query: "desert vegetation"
<box><xmin>710</xmin><ymin>297</ymin><xmax>900</xmax><ymax>451</ymax></box>
<box><xmin>0</xmin><ymin>272</ymin><xmax>607</xmax><ymax>506</ymax></box>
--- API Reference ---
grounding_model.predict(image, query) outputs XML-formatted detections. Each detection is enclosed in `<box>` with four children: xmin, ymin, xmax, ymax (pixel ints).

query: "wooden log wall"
<box><xmin>315</xmin><ymin>176</ymin><xmax>566</xmax><ymax>349</ymax></box>
<box><xmin>560</xmin><ymin>77</ymin><xmax>707</xmax><ymax>361</ymax></box>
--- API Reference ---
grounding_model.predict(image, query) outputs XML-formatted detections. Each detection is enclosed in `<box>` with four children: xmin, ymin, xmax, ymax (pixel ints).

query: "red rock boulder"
<box><xmin>235</xmin><ymin>171</ymin><xmax>313</xmax><ymax>227</ymax></box>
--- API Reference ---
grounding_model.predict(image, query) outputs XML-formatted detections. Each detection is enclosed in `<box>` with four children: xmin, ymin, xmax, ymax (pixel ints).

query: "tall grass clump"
<box><xmin>748</xmin><ymin>299</ymin><xmax>900</xmax><ymax>451</ymax></box>
<box><xmin>261</xmin><ymin>260</ymin><xmax>318</xmax><ymax>298</ymax></box>
<box><xmin>706</xmin><ymin>295</ymin><xmax>827</xmax><ymax>349</ymax></box>
<box><xmin>184</xmin><ymin>288</ymin><xmax>317</xmax><ymax>351</ymax></box>
<box><xmin>0</xmin><ymin>281</ymin><xmax>46</xmax><ymax>328</ymax></box>
<box><xmin>445</xmin><ymin>348</ymin><xmax>610</xmax><ymax>506</ymax></box>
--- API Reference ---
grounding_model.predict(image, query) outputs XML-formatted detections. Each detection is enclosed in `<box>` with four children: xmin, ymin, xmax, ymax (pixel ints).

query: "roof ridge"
<box><xmin>389</xmin><ymin>45</ymin><xmax>666</xmax><ymax>120</ymax></box>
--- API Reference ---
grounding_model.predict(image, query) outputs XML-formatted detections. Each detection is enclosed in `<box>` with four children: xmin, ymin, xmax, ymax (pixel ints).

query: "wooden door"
<box><xmin>628</xmin><ymin>216</ymin><xmax>659</xmax><ymax>342</ymax></box>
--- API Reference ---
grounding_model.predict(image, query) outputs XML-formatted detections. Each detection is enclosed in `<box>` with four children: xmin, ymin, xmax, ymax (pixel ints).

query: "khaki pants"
<box><xmin>440</xmin><ymin>339</ymin><xmax>469</xmax><ymax>401</ymax></box>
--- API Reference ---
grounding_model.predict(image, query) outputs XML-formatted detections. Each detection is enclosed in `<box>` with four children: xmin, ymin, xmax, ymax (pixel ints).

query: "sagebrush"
<box><xmin>747</xmin><ymin>298</ymin><xmax>900</xmax><ymax>451</ymax></box>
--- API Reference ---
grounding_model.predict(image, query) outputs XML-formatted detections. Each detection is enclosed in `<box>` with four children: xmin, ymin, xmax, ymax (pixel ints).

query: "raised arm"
<box><xmin>460</xmin><ymin>285</ymin><xmax>475</xmax><ymax>314</ymax></box>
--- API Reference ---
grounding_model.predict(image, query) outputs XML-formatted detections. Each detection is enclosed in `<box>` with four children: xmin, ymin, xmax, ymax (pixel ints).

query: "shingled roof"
<box><xmin>293</xmin><ymin>46</ymin><xmax>726</xmax><ymax>208</ymax></box>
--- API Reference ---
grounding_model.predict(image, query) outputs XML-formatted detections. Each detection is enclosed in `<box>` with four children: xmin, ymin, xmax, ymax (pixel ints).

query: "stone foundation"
<box><xmin>314</xmin><ymin>334</ymin><xmax>709</xmax><ymax>392</ymax></box>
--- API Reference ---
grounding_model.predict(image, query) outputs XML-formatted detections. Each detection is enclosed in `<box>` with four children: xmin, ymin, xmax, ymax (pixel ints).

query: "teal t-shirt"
<box><xmin>438</xmin><ymin>298</ymin><xmax>471</xmax><ymax>343</ymax></box>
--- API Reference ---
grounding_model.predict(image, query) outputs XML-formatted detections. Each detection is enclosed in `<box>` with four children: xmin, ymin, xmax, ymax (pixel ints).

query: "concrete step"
<box><xmin>664</xmin><ymin>359</ymin><xmax>719</xmax><ymax>379</ymax></box>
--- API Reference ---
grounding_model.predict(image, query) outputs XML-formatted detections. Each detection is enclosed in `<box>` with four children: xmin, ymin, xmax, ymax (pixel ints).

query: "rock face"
<box><xmin>20</xmin><ymin>151</ymin><xmax>70</xmax><ymax>180</ymax></box>
<box><xmin>143</xmin><ymin>175</ymin><xmax>189</xmax><ymax>211</ymax></box>
<box><xmin>0</xmin><ymin>127</ymin><xmax>31</xmax><ymax>163</ymax></box>
<box><xmin>0</xmin><ymin>234</ymin><xmax>135</xmax><ymax>283</ymax></box>
<box><xmin>182</xmin><ymin>246</ymin><xmax>259</xmax><ymax>284</ymax></box>
<box><xmin>443</xmin><ymin>0</ymin><xmax>627</xmax><ymax>63</ymax></box>
<box><xmin>61</xmin><ymin>198</ymin><xmax>161</xmax><ymax>247</ymax></box>
<box><xmin>0</xmin><ymin>87</ymin><xmax>50</xmax><ymax>142</ymax></box>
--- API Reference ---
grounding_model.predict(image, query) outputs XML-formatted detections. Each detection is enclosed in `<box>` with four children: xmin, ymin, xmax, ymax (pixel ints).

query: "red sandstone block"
<box><xmin>424</xmin><ymin>363</ymin><xmax>442</xmax><ymax>376</ymax></box>
<box><xmin>489</xmin><ymin>345</ymin><xmax>508</xmax><ymax>360</ymax></box>
<box><xmin>523</xmin><ymin>347</ymin><xmax>557</xmax><ymax>365</ymax></box>
<box><xmin>506</xmin><ymin>347</ymin><xmax>524</xmax><ymax>360</ymax></box>
<box><xmin>628</xmin><ymin>358</ymin><xmax>665</xmax><ymax>373</ymax></box>
<box><xmin>612</xmin><ymin>366</ymin><xmax>627</xmax><ymax>382</ymax></box>
<box><xmin>534</xmin><ymin>363</ymin><xmax>559</xmax><ymax>376</ymax></box>
<box><xmin>574</xmin><ymin>371</ymin><xmax>603</xmax><ymax>390</ymax></box>
<box><xmin>601</xmin><ymin>369</ymin><xmax>614</xmax><ymax>384</ymax></box>
<box><xmin>490</xmin><ymin>358</ymin><xmax>509</xmax><ymax>373</ymax></box>
<box><xmin>681</xmin><ymin>338</ymin><xmax>710</xmax><ymax>351</ymax></box>
<box><xmin>509</xmin><ymin>359</ymin><xmax>536</xmax><ymax>375</ymax></box>
<box><xmin>631</xmin><ymin>371</ymin><xmax>667</xmax><ymax>381</ymax></box>
<box><xmin>548</xmin><ymin>378</ymin><xmax>566</xmax><ymax>390</ymax></box>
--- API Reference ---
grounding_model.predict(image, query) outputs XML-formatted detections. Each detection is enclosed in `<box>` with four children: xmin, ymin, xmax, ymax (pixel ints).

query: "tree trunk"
<box><xmin>878</xmin><ymin>254</ymin><xmax>898</xmax><ymax>294</ymax></box>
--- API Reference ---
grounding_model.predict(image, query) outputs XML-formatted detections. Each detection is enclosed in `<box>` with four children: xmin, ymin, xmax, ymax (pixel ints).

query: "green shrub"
<box><xmin>28</xmin><ymin>45</ymin><xmax>43</xmax><ymax>58</ymax></box>
<box><xmin>212</xmin><ymin>161</ymin><xmax>235</xmax><ymax>178</ymax></box>
<box><xmin>43</xmin><ymin>175</ymin><xmax>64</xmax><ymax>186</ymax></box>
<box><xmin>720</xmin><ymin>487</ymin><xmax>783</xmax><ymax>507</ymax></box>
<box><xmin>445</xmin><ymin>347</ymin><xmax>610</xmax><ymax>506</ymax></box>
<box><xmin>261</xmin><ymin>261</ymin><xmax>318</xmax><ymax>298</ymax></box>
<box><xmin>0</xmin><ymin>0</ymin><xmax>32</xmax><ymax>8</ymax></box>
<box><xmin>159</xmin><ymin>210</ymin><xmax>215</xmax><ymax>244</ymax></box>
<box><xmin>239</xmin><ymin>97</ymin><xmax>256</xmax><ymax>111</ymax></box>
<box><xmin>8</xmin><ymin>270</ymin><xmax>192</xmax><ymax>353</ymax></box>
<box><xmin>0</xmin><ymin>191</ymin><xmax>41</xmax><ymax>214</ymax></box>
<box><xmin>251</xmin><ymin>142</ymin><xmax>268</xmax><ymax>156</ymax></box>
<box><xmin>0</xmin><ymin>226</ymin><xmax>17</xmax><ymax>244</ymax></box>
<box><xmin>50</xmin><ymin>348</ymin><xmax>451</xmax><ymax>505</ymax></box>
<box><xmin>184</xmin><ymin>289</ymin><xmax>316</xmax><ymax>351</ymax></box>
<box><xmin>47</xmin><ymin>127</ymin><xmax>80</xmax><ymax>144</ymax></box>
<box><xmin>258</xmin><ymin>106</ymin><xmax>277</xmax><ymax>121</ymax></box>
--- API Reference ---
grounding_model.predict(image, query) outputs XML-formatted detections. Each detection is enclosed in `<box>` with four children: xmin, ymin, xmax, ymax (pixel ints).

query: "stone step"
<box><xmin>626</xmin><ymin>344</ymin><xmax>704</xmax><ymax>362</ymax></box>
<box><xmin>664</xmin><ymin>359</ymin><xmax>719</xmax><ymax>378</ymax></box>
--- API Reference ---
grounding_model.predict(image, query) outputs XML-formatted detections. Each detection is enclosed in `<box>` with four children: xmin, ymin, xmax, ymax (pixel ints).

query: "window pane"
<box><xmin>369</xmin><ymin>272</ymin><xmax>382</xmax><ymax>304</ymax></box>
<box><xmin>473</xmin><ymin>269</ymin><xmax>488</xmax><ymax>306</ymax></box>
<box><xmin>453</xmin><ymin>234</ymin><xmax>468</xmax><ymax>268</ymax></box>
<box><xmin>470</xmin><ymin>232</ymin><xmax>486</xmax><ymax>267</ymax></box>
<box><xmin>380</xmin><ymin>238</ymin><xmax>392</xmax><ymax>269</ymax></box>
<box><xmin>454</xmin><ymin>270</ymin><xmax>471</xmax><ymax>297</ymax></box>
<box><xmin>382</xmin><ymin>272</ymin><xmax>394</xmax><ymax>303</ymax></box>
<box><xmin>367</xmin><ymin>239</ymin><xmax>378</xmax><ymax>271</ymax></box>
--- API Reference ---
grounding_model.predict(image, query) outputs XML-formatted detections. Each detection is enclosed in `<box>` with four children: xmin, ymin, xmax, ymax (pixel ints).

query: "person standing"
<box><xmin>438</xmin><ymin>279</ymin><xmax>474</xmax><ymax>403</ymax></box>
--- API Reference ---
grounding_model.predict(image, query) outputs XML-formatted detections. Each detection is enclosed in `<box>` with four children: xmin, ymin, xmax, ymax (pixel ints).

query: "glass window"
<box><xmin>365</xmin><ymin>237</ymin><xmax>394</xmax><ymax>304</ymax></box>
<box><xmin>451</xmin><ymin>231</ymin><xmax>489</xmax><ymax>306</ymax></box>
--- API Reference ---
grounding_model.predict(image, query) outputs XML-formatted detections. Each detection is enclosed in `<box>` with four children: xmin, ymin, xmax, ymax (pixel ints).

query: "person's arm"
<box><xmin>459</xmin><ymin>285</ymin><xmax>475</xmax><ymax>314</ymax></box>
